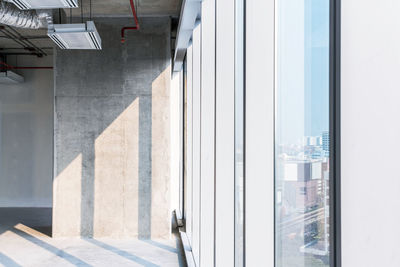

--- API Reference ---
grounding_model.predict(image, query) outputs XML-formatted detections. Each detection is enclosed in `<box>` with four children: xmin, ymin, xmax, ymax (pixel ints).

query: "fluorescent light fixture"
<box><xmin>0</xmin><ymin>71</ymin><xmax>24</xmax><ymax>84</ymax></box>
<box><xmin>6</xmin><ymin>0</ymin><xmax>78</xmax><ymax>9</ymax></box>
<box><xmin>48</xmin><ymin>21</ymin><xmax>102</xmax><ymax>50</ymax></box>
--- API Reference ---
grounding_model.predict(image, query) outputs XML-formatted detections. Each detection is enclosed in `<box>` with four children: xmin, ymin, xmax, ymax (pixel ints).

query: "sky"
<box><xmin>276</xmin><ymin>0</ymin><xmax>330</xmax><ymax>145</ymax></box>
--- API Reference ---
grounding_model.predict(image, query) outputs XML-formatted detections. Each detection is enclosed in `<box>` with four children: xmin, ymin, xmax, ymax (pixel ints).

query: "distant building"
<box><xmin>281</xmin><ymin>159</ymin><xmax>323</xmax><ymax>212</ymax></box>
<box><xmin>311</xmin><ymin>149</ymin><xmax>323</xmax><ymax>159</ymax></box>
<box><xmin>277</xmin><ymin>157</ymin><xmax>330</xmax><ymax>259</ymax></box>
<box><xmin>303</xmin><ymin>136</ymin><xmax>322</xmax><ymax>146</ymax></box>
<box><xmin>317</xmin><ymin>136</ymin><xmax>322</xmax><ymax>146</ymax></box>
<box><xmin>322</xmin><ymin>131</ymin><xmax>329</xmax><ymax>156</ymax></box>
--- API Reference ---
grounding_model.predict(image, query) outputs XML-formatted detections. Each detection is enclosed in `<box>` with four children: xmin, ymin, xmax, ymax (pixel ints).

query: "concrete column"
<box><xmin>53</xmin><ymin>18</ymin><xmax>171</xmax><ymax>239</ymax></box>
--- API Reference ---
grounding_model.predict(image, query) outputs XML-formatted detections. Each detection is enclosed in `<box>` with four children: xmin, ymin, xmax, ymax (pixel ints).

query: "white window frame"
<box><xmin>215</xmin><ymin>0</ymin><xmax>235</xmax><ymax>264</ymax></box>
<box><xmin>200</xmin><ymin>0</ymin><xmax>216</xmax><ymax>265</ymax></box>
<box><xmin>186</xmin><ymin>43</ymin><xmax>194</xmax><ymax>245</ymax></box>
<box><xmin>191</xmin><ymin>22</ymin><xmax>202</xmax><ymax>265</ymax></box>
<box><xmin>245</xmin><ymin>0</ymin><xmax>275</xmax><ymax>266</ymax></box>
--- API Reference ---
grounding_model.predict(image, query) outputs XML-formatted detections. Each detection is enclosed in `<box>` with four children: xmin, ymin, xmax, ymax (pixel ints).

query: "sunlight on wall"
<box><xmin>53</xmin><ymin>154</ymin><xmax>82</xmax><ymax>237</ymax></box>
<box><xmin>151</xmin><ymin>66</ymin><xmax>171</xmax><ymax>238</ymax></box>
<box><xmin>53</xmin><ymin>67</ymin><xmax>172</xmax><ymax>238</ymax></box>
<box><xmin>94</xmin><ymin>98</ymin><xmax>139</xmax><ymax>238</ymax></box>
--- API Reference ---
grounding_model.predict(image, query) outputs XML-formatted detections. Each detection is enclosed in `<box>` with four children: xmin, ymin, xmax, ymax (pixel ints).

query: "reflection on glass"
<box><xmin>275</xmin><ymin>0</ymin><xmax>330</xmax><ymax>267</ymax></box>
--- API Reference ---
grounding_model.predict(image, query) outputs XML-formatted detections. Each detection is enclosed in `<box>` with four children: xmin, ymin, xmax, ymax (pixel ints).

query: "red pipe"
<box><xmin>0</xmin><ymin>61</ymin><xmax>53</xmax><ymax>70</ymax></box>
<box><xmin>0</xmin><ymin>61</ymin><xmax>13</xmax><ymax>68</ymax></box>
<box><xmin>121</xmin><ymin>0</ymin><xmax>140</xmax><ymax>43</ymax></box>
<box><xmin>1</xmin><ymin>67</ymin><xmax>53</xmax><ymax>70</ymax></box>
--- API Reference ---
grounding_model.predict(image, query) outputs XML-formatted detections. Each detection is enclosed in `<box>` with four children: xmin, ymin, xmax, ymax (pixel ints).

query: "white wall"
<box><xmin>342</xmin><ymin>1</ymin><xmax>400</xmax><ymax>266</ymax></box>
<box><xmin>0</xmin><ymin>56</ymin><xmax>53</xmax><ymax>207</ymax></box>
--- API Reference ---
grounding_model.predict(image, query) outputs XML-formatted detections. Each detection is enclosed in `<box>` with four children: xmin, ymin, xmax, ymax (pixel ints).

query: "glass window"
<box><xmin>275</xmin><ymin>0</ymin><xmax>331</xmax><ymax>266</ymax></box>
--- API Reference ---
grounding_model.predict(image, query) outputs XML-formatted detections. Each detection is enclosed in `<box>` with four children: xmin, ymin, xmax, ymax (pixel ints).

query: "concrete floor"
<box><xmin>0</xmin><ymin>208</ymin><xmax>187</xmax><ymax>267</ymax></box>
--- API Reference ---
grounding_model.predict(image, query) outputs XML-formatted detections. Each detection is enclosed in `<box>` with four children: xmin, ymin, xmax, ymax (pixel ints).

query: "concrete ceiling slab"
<box><xmin>0</xmin><ymin>0</ymin><xmax>181</xmax><ymax>57</ymax></box>
<box><xmin>69</xmin><ymin>0</ymin><xmax>181</xmax><ymax>18</ymax></box>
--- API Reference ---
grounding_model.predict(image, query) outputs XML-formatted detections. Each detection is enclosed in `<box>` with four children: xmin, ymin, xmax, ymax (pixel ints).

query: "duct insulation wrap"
<box><xmin>0</xmin><ymin>0</ymin><xmax>49</xmax><ymax>29</ymax></box>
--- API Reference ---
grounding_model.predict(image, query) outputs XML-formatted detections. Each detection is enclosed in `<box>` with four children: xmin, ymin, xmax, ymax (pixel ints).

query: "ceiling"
<box><xmin>75</xmin><ymin>0</ymin><xmax>182</xmax><ymax>17</ymax></box>
<box><xmin>0</xmin><ymin>27</ymin><xmax>51</xmax><ymax>57</ymax></box>
<box><xmin>0</xmin><ymin>0</ymin><xmax>181</xmax><ymax>58</ymax></box>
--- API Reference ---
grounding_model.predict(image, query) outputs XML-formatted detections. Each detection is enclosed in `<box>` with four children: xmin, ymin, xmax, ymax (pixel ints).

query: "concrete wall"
<box><xmin>342</xmin><ymin>1</ymin><xmax>400</xmax><ymax>267</ymax></box>
<box><xmin>0</xmin><ymin>56</ymin><xmax>53</xmax><ymax>208</ymax></box>
<box><xmin>53</xmin><ymin>18</ymin><xmax>171</xmax><ymax>239</ymax></box>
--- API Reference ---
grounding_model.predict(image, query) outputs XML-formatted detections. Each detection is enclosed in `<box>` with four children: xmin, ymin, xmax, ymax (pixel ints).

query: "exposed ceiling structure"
<box><xmin>0</xmin><ymin>0</ymin><xmax>181</xmax><ymax>58</ymax></box>
<box><xmin>71</xmin><ymin>0</ymin><xmax>181</xmax><ymax>17</ymax></box>
<box><xmin>0</xmin><ymin>26</ymin><xmax>51</xmax><ymax>56</ymax></box>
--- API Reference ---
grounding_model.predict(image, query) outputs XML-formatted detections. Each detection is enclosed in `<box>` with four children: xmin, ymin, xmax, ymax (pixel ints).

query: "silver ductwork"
<box><xmin>0</xmin><ymin>0</ymin><xmax>50</xmax><ymax>29</ymax></box>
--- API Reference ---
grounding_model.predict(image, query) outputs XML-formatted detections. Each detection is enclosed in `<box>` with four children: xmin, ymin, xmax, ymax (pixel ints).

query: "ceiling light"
<box><xmin>6</xmin><ymin>0</ymin><xmax>78</xmax><ymax>10</ymax></box>
<box><xmin>48</xmin><ymin>21</ymin><xmax>102</xmax><ymax>50</ymax></box>
<box><xmin>0</xmin><ymin>71</ymin><xmax>24</xmax><ymax>84</ymax></box>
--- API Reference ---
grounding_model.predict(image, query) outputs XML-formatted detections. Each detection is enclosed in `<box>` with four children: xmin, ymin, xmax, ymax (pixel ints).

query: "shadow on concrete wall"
<box><xmin>74</xmin><ymin>94</ymin><xmax>154</xmax><ymax>239</ymax></box>
<box><xmin>53</xmin><ymin>18</ymin><xmax>170</xmax><ymax>239</ymax></box>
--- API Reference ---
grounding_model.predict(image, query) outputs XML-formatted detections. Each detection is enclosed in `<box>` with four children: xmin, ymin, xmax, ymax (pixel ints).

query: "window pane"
<box><xmin>275</xmin><ymin>1</ymin><xmax>330</xmax><ymax>267</ymax></box>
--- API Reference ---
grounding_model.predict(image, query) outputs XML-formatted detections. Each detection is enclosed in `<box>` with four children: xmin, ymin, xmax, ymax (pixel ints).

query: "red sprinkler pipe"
<box><xmin>121</xmin><ymin>0</ymin><xmax>140</xmax><ymax>43</ymax></box>
<box><xmin>1</xmin><ymin>67</ymin><xmax>53</xmax><ymax>70</ymax></box>
<box><xmin>0</xmin><ymin>61</ymin><xmax>13</xmax><ymax>68</ymax></box>
<box><xmin>0</xmin><ymin>61</ymin><xmax>53</xmax><ymax>70</ymax></box>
